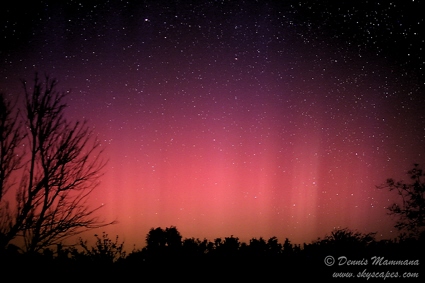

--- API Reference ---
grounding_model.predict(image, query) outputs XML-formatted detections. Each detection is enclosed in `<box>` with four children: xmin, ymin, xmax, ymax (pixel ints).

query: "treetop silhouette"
<box><xmin>377</xmin><ymin>163</ymin><xmax>425</xmax><ymax>239</ymax></box>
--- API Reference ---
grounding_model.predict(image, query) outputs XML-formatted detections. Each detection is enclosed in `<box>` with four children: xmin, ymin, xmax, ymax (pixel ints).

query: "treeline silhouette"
<box><xmin>2</xmin><ymin>227</ymin><xmax>423</xmax><ymax>280</ymax></box>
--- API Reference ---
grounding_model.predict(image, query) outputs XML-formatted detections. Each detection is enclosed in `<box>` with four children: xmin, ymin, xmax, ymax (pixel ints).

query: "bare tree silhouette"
<box><xmin>0</xmin><ymin>93</ymin><xmax>25</xmax><ymax>243</ymax></box>
<box><xmin>0</xmin><ymin>74</ymin><xmax>113</xmax><ymax>253</ymax></box>
<box><xmin>0</xmin><ymin>93</ymin><xmax>25</xmax><ymax>200</ymax></box>
<box><xmin>377</xmin><ymin>163</ymin><xmax>425</xmax><ymax>239</ymax></box>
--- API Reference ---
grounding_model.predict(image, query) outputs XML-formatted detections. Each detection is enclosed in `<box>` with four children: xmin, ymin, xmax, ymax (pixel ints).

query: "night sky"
<box><xmin>1</xmin><ymin>0</ymin><xmax>424</xmax><ymax>249</ymax></box>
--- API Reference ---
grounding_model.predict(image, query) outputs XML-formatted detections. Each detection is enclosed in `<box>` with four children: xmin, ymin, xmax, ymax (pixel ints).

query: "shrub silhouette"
<box><xmin>79</xmin><ymin>232</ymin><xmax>126</xmax><ymax>264</ymax></box>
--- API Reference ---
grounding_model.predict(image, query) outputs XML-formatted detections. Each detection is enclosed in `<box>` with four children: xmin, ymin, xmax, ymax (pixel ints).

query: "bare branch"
<box><xmin>0</xmin><ymin>73</ymin><xmax>114</xmax><ymax>253</ymax></box>
<box><xmin>0</xmin><ymin>93</ymin><xmax>25</xmax><ymax>200</ymax></box>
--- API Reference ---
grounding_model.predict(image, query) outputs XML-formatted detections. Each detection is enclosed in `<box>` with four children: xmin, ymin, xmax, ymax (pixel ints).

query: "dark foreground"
<box><xmin>2</xmin><ymin>236</ymin><xmax>423</xmax><ymax>281</ymax></box>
